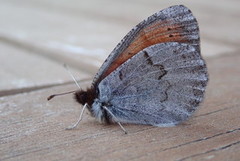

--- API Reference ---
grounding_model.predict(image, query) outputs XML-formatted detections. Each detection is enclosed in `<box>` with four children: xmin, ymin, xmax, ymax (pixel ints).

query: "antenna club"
<box><xmin>47</xmin><ymin>95</ymin><xmax>55</xmax><ymax>101</ymax></box>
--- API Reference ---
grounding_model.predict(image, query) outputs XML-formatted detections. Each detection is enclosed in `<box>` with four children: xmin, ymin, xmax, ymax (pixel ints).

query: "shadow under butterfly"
<box><xmin>48</xmin><ymin>5</ymin><xmax>208</xmax><ymax>134</ymax></box>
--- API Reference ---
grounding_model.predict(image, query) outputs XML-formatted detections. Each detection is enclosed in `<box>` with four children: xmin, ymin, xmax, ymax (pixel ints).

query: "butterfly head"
<box><xmin>74</xmin><ymin>87</ymin><xmax>96</xmax><ymax>106</ymax></box>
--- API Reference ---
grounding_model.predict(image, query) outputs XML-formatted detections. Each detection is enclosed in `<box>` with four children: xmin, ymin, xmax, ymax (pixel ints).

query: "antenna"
<box><xmin>47</xmin><ymin>90</ymin><xmax>76</xmax><ymax>101</ymax></box>
<box><xmin>47</xmin><ymin>64</ymin><xmax>89</xmax><ymax>130</ymax></box>
<box><xmin>47</xmin><ymin>64</ymin><xmax>81</xmax><ymax>101</ymax></box>
<box><xmin>63</xmin><ymin>64</ymin><xmax>81</xmax><ymax>89</ymax></box>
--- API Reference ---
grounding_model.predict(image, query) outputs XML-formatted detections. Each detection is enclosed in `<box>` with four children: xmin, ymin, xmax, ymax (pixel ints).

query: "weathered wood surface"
<box><xmin>0</xmin><ymin>0</ymin><xmax>239</xmax><ymax>161</ymax></box>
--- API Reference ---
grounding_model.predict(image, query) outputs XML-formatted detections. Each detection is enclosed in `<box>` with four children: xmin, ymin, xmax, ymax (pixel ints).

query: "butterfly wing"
<box><xmin>93</xmin><ymin>5</ymin><xmax>200</xmax><ymax>87</ymax></box>
<box><xmin>97</xmin><ymin>42</ymin><xmax>208</xmax><ymax>126</ymax></box>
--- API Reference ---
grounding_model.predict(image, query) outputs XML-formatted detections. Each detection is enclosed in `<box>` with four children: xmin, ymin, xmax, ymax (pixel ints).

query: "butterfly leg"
<box><xmin>102</xmin><ymin>106</ymin><xmax>128</xmax><ymax>134</ymax></box>
<box><xmin>66</xmin><ymin>103</ymin><xmax>88</xmax><ymax>130</ymax></box>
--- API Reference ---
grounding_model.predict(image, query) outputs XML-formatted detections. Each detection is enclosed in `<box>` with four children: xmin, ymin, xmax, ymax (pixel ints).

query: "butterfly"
<box><xmin>49</xmin><ymin>5</ymin><xmax>208</xmax><ymax>133</ymax></box>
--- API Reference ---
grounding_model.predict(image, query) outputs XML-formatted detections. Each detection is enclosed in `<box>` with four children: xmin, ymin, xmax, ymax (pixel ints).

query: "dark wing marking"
<box><xmin>97</xmin><ymin>42</ymin><xmax>208</xmax><ymax>126</ymax></box>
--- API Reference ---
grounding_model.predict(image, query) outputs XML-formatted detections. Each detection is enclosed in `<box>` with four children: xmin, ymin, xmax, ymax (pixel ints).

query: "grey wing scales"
<box><xmin>97</xmin><ymin>42</ymin><xmax>208</xmax><ymax>126</ymax></box>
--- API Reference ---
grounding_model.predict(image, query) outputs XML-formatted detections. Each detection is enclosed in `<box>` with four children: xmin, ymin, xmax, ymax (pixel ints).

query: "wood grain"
<box><xmin>0</xmin><ymin>53</ymin><xmax>239</xmax><ymax>161</ymax></box>
<box><xmin>0</xmin><ymin>0</ymin><xmax>239</xmax><ymax>160</ymax></box>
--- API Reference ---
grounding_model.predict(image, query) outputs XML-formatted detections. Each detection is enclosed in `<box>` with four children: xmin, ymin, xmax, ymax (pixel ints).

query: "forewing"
<box><xmin>93</xmin><ymin>5</ymin><xmax>200</xmax><ymax>86</ymax></box>
<box><xmin>97</xmin><ymin>42</ymin><xmax>208</xmax><ymax>126</ymax></box>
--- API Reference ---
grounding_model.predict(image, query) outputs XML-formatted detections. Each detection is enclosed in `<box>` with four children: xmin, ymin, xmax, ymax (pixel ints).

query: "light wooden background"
<box><xmin>0</xmin><ymin>0</ymin><xmax>240</xmax><ymax>160</ymax></box>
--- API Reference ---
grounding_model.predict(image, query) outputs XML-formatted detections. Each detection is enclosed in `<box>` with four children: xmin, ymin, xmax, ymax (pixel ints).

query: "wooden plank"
<box><xmin>0</xmin><ymin>0</ymin><xmax>239</xmax><ymax>160</ymax></box>
<box><xmin>0</xmin><ymin>43</ymin><xmax>92</xmax><ymax>96</ymax></box>
<box><xmin>0</xmin><ymin>53</ymin><xmax>239</xmax><ymax>161</ymax></box>
<box><xmin>189</xmin><ymin>140</ymin><xmax>240</xmax><ymax>161</ymax></box>
<box><xmin>132</xmin><ymin>128</ymin><xmax>240</xmax><ymax>161</ymax></box>
<box><xmin>0</xmin><ymin>0</ymin><xmax>238</xmax><ymax>65</ymax></box>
